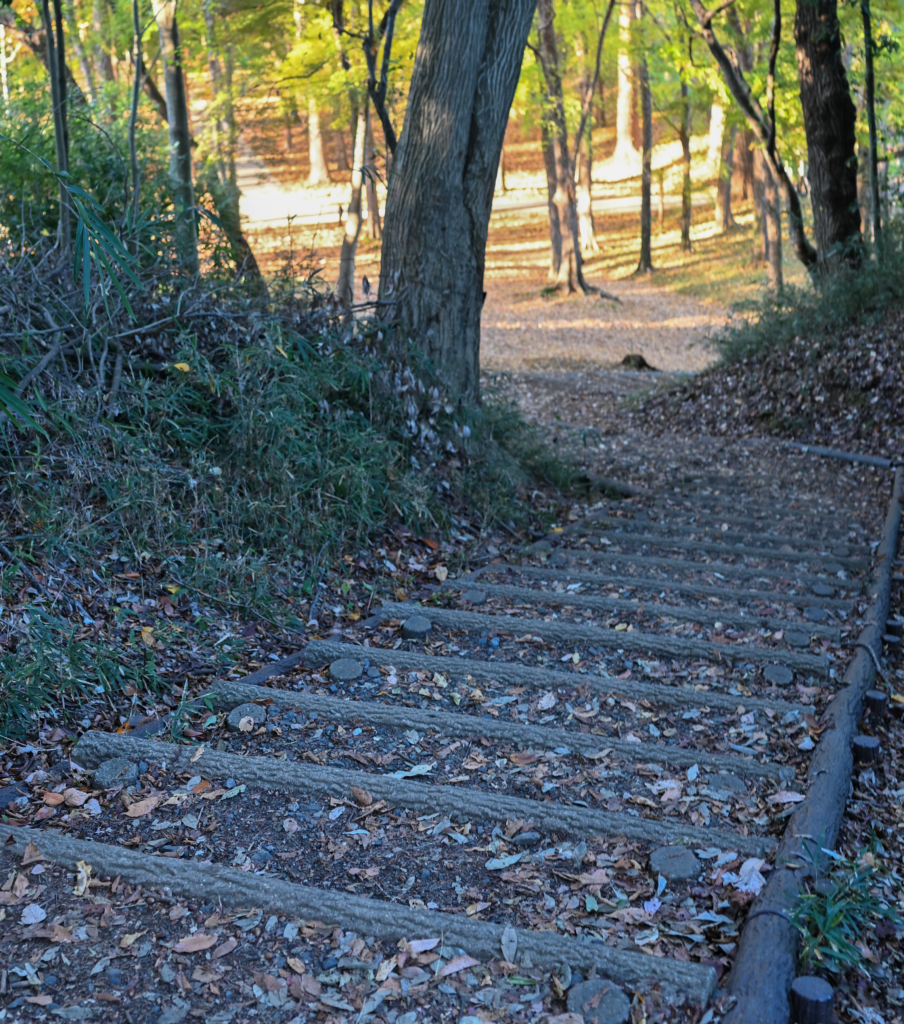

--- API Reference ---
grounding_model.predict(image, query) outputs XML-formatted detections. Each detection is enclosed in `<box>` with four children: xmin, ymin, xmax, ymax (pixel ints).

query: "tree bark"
<box><xmin>40</xmin><ymin>0</ymin><xmax>70</xmax><ymax>252</ymax></box>
<box><xmin>752</xmin><ymin>145</ymin><xmax>767</xmax><ymax>263</ymax></box>
<box><xmin>612</xmin><ymin>1</ymin><xmax>637</xmax><ymax>164</ymax></box>
<box><xmin>66</xmin><ymin>0</ymin><xmax>97</xmax><ymax>105</ymax></box>
<box><xmin>707</xmin><ymin>99</ymin><xmax>725</xmax><ymax>168</ymax></box>
<box><xmin>307</xmin><ymin>98</ymin><xmax>330</xmax><ymax>184</ymax></box>
<box><xmin>764</xmin><ymin>158</ymin><xmax>783</xmax><ymax>289</ymax></box>
<box><xmin>127</xmin><ymin>0</ymin><xmax>141</xmax><ymax>240</ymax></box>
<box><xmin>714</xmin><ymin>123</ymin><xmax>735</xmax><ymax>232</ymax></box>
<box><xmin>152</xmin><ymin>0</ymin><xmax>198</xmax><ymax>275</ymax></box>
<box><xmin>495</xmin><ymin>145</ymin><xmax>507</xmax><ymax>194</ymax></box>
<box><xmin>636</xmin><ymin>38</ymin><xmax>653</xmax><ymax>273</ymax></box>
<box><xmin>794</xmin><ymin>0</ymin><xmax>861</xmax><ymax>265</ymax></box>
<box><xmin>337</xmin><ymin>100</ymin><xmax>367</xmax><ymax>306</ymax></box>
<box><xmin>0</xmin><ymin>8</ymin><xmax>85</xmax><ymax>105</ymax></box>
<box><xmin>377</xmin><ymin>0</ymin><xmax>537</xmax><ymax>403</ymax></box>
<box><xmin>679</xmin><ymin>79</ymin><xmax>692</xmax><ymax>252</ymax></box>
<box><xmin>861</xmin><ymin>0</ymin><xmax>881</xmax><ymax>256</ymax></box>
<box><xmin>364</xmin><ymin>105</ymin><xmax>382</xmax><ymax>239</ymax></box>
<box><xmin>574</xmin><ymin>33</ymin><xmax>598</xmax><ymax>254</ymax></box>
<box><xmin>92</xmin><ymin>0</ymin><xmax>115</xmax><ymax>83</ymax></box>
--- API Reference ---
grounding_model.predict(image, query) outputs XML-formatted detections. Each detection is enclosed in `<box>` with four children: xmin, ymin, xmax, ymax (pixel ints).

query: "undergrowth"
<box><xmin>714</xmin><ymin>231</ymin><xmax>904</xmax><ymax>364</ymax></box>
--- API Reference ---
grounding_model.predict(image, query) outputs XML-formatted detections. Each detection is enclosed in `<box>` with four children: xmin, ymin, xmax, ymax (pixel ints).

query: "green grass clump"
<box><xmin>713</xmin><ymin>232</ymin><xmax>904</xmax><ymax>365</ymax></box>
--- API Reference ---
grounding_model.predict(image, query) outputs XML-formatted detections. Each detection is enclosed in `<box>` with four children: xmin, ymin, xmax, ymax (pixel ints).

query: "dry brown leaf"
<box><xmin>286</xmin><ymin>956</ymin><xmax>306</xmax><ymax>975</ymax></box>
<box><xmin>73</xmin><ymin>861</ymin><xmax>92</xmax><ymax>897</ymax></box>
<box><xmin>437</xmin><ymin>955</ymin><xmax>480</xmax><ymax>977</ymax></box>
<box><xmin>190</xmin><ymin>745</ymin><xmax>205</xmax><ymax>763</ymax></box>
<box><xmin>238</xmin><ymin>717</ymin><xmax>254</xmax><ymax>733</ymax></box>
<box><xmin>125</xmin><ymin>795</ymin><xmax>162</xmax><ymax>818</ymax></box>
<box><xmin>174</xmin><ymin>932</ymin><xmax>218</xmax><ymax>953</ymax></box>
<box><xmin>21</xmin><ymin>841</ymin><xmax>45</xmax><ymax>865</ymax></box>
<box><xmin>119</xmin><ymin>930</ymin><xmax>147</xmax><ymax>949</ymax></box>
<box><xmin>212</xmin><ymin>937</ymin><xmax>237</xmax><ymax>959</ymax></box>
<box><xmin>42</xmin><ymin>792</ymin><xmax>65</xmax><ymax>807</ymax></box>
<box><xmin>63</xmin><ymin>788</ymin><xmax>89</xmax><ymax>808</ymax></box>
<box><xmin>351</xmin><ymin>786</ymin><xmax>373</xmax><ymax>807</ymax></box>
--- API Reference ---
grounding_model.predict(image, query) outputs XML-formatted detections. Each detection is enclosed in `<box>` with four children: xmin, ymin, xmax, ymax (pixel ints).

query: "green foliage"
<box><xmin>792</xmin><ymin>843</ymin><xmax>901</xmax><ymax>976</ymax></box>
<box><xmin>0</xmin><ymin>606</ymin><xmax>165</xmax><ymax>738</ymax></box>
<box><xmin>713</xmin><ymin>228</ymin><xmax>904</xmax><ymax>363</ymax></box>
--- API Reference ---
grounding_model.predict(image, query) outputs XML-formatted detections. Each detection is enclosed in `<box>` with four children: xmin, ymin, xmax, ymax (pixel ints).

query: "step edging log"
<box><xmin>0</xmin><ymin>824</ymin><xmax>717</xmax><ymax>1006</ymax></box>
<box><xmin>722</xmin><ymin>465</ymin><xmax>904</xmax><ymax>1024</ymax></box>
<box><xmin>71</xmin><ymin>731</ymin><xmax>770</xmax><ymax>856</ymax></box>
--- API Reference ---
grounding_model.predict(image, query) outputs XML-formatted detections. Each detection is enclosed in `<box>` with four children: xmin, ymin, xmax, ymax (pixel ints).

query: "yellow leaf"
<box><xmin>166</xmin><ymin>585</ymin><xmax>180</xmax><ymax>594</ymax></box>
<box><xmin>141</xmin><ymin>626</ymin><xmax>155</xmax><ymax>647</ymax></box>
<box><xmin>287</xmin><ymin>957</ymin><xmax>306</xmax><ymax>975</ymax></box>
<box><xmin>190</xmin><ymin>745</ymin><xmax>205</xmax><ymax>763</ymax></box>
<box><xmin>73</xmin><ymin>860</ymin><xmax>92</xmax><ymax>897</ymax></box>
<box><xmin>119</xmin><ymin>930</ymin><xmax>147</xmax><ymax>949</ymax></box>
<box><xmin>172</xmin><ymin>363</ymin><xmax>190</xmax><ymax>372</ymax></box>
<box><xmin>434</xmin><ymin>566</ymin><xmax>449</xmax><ymax>582</ymax></box>
<box><xmin>275</xmin><ymin>344</ymin><xmax>288</xmax><ymax>358</ymax></box>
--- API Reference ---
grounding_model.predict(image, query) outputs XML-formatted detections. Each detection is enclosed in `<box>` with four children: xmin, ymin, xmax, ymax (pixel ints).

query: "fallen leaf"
<box><xmin>141</xmin><ymin>626</ymin><xmax>156</xmax><ymax>647</ymax></box>
<box><xmin>212</xmin><ymin>937</ymin><xmax>237</xmax><ymax>958</ymax></box>
<box><xmin>301</xmin><ymin>975</ymin><xmax>322</xmax><ymax>996</ymax></box>
<box><xmin>283</xmin><ymin>817</ymin><xmax>299</xmax><ymax>833</ymax></box>
<box><xmin>173</xmin><ymin>363</ymin><xmax>190</xmax><ymax>372</ymax></box>
<box><xmin>25</xmin><ymin>995</ymin><xmax>52</xmax><ymax>1006</ymax></box>
<box><xmin>20</xmin><ymin>904</ymin><xmax>47</xmax><ymax>925</ymax></box>
<box><xmin>190</xmin><ymin>745</ymin><xmax>205</xmax><ymax>763</ymax></box>
<box><xmin>119</xmin><ymin>930</ymin><xmax>147</xmax><ymax>949</ymax></box>
<box><xmin>63</xmin><ymin>788</ymin><xmax>89</xmax><ymax>808</ymax></box>
<box><xmin>174</xmin><ymin>932</ymin><xmax>218</xmax><ymax>953</ymax></box>
<box><xmin>466</xmin><ymin>902</ymin><xmax>491</xmax><ymax>916</ymax></box>
<box><xmin>73</xmin><ymin>860</ymin><xmax>92</xmax><ymax>897</ymax></box>
<box><xmin>766</xmin><ymin>791</ymin><xmax>806</xmax><ymax>805</ymax></box>
<box><xmin>537</xmin><ymin>691</ymin><xmax>556</xmax><ymax>711</ymax></box>
<box><xmin>508</xmin><ymin>751</ymin><xmax>540</xmax><ymax>767</ymax></box>
<box><xmin>125</xmin><ymin>795</ymin><xmax>162</xmax><ymax>818</ymax></box>
<box><xmin>238</xmin><ymin>717</ymin><xmax>254</xmax><ymax>733</ymax></box>
<box><xmin>408</xmin><ymin>938</ymin><xmax>440</xmax><ymax>954</ymax></box>
<box><xmin>21</xmin><ymin>841</ymin><xmax>45</xmax><ymax>865</ymax></box>
<box><xmin>351</xmin><ymin>786</ymin><xmax>373</xmax><ymax>807</ymax></box>
<box><xmin>434</xmin><ymin>566</ymin><xmax>449</xmax><ymax>582</ymax></box>
<box><xmin>286</xmin><ymin>957</ymin><xmax>306</xmax><ymax>975</ymax></box>
<box><xmin>43</xmin><ymin>792</ymin><xmax>65</xmax><ymax>807</ymax></box>
<box><xmin>437</xmin><ymin>955</ymin><xmax>480</xmax><ymax>978</ymax></box>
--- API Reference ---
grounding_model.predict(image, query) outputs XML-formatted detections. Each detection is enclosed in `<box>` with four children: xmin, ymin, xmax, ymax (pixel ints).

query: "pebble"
<box><xmin>831</xmin><ymin>545</ymin><xmax>850</xmax><ymax>558</ymax></box>
<box><xmin>804</xmin><ymin>607</ymin><xmax>829</xmax><ymax>622</ymax></box>
<box><xmin>461</xmin><ymin>590</ymin><xmax>488</xmax><ymax>605</ymax></box>
<box><xmin>251</xmin><ymin>849</ymin><xmax>273</xmax><ymax>865</ymax></box>
<box><xmin>784</xmin><ymin>631</ymin><xmax>811</xmax><ymax>648</ymax></box>
<box><xmin>764</xmin><ymin>664</ymin><xmax>794</xmax><ymax>686</ymax></box>
<box><xmin>329</xmin><ymin>658</ymin><xmax>363</xmax><ymax>683</ymax></box>
<box><xmin>524</xmin><ymin>540</ymin><xmax>552</xmax><ymax>555</ymax></box>
<box><xmin>649</xmin><ymin>846</ymin><xmax>701</xmax><ymax>880</ymax></box>
<box><xmin>711</xmin><ymin>773</ymin><xmax>748</xmax><ymax>794</ymax></box>
<box><xmin>0</xmin><ymin>782</ymin><xmax>28</xmax><ymax>809</ymax></box>
<box><xmin>401</xmin><ymin>615</ymin><xmax>432</xmax><ymax>640</ymax></box>
<box><xmin>512</xmin><ymin>831</ymin><xmax>542</xmax><ymax>848</ymax></box>
<box><xmin>92</xmin><ymin>758</ymin><xmax>139</xmax><ymax>790</ymax></box>
<box><xmin>812</xmin><ymin>582</ymin><xmax>835</xmax><ymax>597</ymax></box>
<box><xmin>567</xmin><ymin>980</ymin><xmax>631</xmax><ymax>1024</ymax></box>
<box><xmin>366</xmin><ymin>666</ymin><xmax>381</xmax><ymax>678</ymax></box>
<box><xmin>226</xmin><ymin>778</ymin><xmax>236</xmax><ymax>789</ymax></box>
<box><xmin>226</xmin><ymin>703</ymin><xmax>267</xmax><ymax>732</ymax></box>
<box><xmin>823</xmin><ymin>561</ymin><xmax>846</xmax><ymax>575</ymax></box>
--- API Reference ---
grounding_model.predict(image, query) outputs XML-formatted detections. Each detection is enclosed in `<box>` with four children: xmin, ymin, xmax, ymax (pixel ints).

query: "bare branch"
<box><xmin>766</xmin><ymin>0</ymin><xmax>780</xmax><ymax>152</ymax></box>
<box><xmin>364</xmin><ymin>0</ymin><xmax>403</xmax><ymax>155</ymax></box>
<box><xmin>572</xmin><ymin>0</ymin><xmax>617</xmax><ymax>176</ymax></box>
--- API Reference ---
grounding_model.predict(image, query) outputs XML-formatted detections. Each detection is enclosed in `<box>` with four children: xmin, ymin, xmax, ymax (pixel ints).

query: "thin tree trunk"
<box><xmin>612</xmin><ymin>1</ymin><xmax>637</xmax><ymax>163</ymax></box>
<box><xmin>152</xmin><ymin>0</ymin><xmax>198</xmax><ymax>274</ymax></box>
<box><xmin>707</xmin><ymin>99</ymin><xmax>725</xmax><ymax>167</ymax></box>
<box><xmin>636</xmin><ymin>41</ymin><xmax>653</xmax><ymax>273</ymax></box>
<box><xmin>334</xmin><ymin>116</ymin><xmax>350</xmax><ymax>171</ymax></box>
<box><xmin>126</xmin><ymin>0</ymin><xmax>141</xmax><ymax>242</ymax></box>
<box><xmin>378</xmin><ymin>0</ymin><xmax>537</xmax><ymax>402</ymax></box>
<box><xmin>752</xmin><ymin>146</ymin><xmax>767</xmax><ymax>263</ymax></box>
<box><xmin>540</xmin><ymin>118</ymin><xmax>561</xmax><ymax>280</ymax></box>
<box><xmin>92</xmin><ymin>0</ymin><xmax>115</xmax><ymax>82</ymax></box>
<box><xmin>794</xmin><ymin>0</ymin><xmax>861</xmax><ymax>265</ymax></box>
<box><xmin>679</xmin><ymin>79</ymin><xmax>692</xmax><ymax>252</ymax></box>
<box><xmin>764</xmin><ymin>160</ymin><xmax>783</xmax><ymax>289</ymax></box>
<box><xmin>715</xmin><ymin>123</ymin><xmax>736</xmax><ymax>231</ymax></box>
<box><xmin>307</xmin><ymin>99</ymin><xmax>330</xmax><ymax>184</ymax></box>
<box><xmin>738</xmin><ymin>128</ymin><xmax>753</xmax><ymax>200</ymax></box>
<box><xmin>66</xmin><ymin>0</ymin><xmax>97</xmax><ymax>104</ymax></box>
<box><xmin>337</xmin><ymin>101</ymin><xmax>367</xmax><ymax>307</ymax></box>
<box><xmin>861</xmin><ymin>0</ymin><xmax>881</xmax><ymax>256</ymax></box>
<box><xmin>41</xmin><ymin>0</ymin><xmax>70</xmax><ymax>253</ymax></box>
<box><xmin>364</xmin><ymin>104</ymin><xmax>382</xmax><ymax>239</ymax></box>
<box><xmin>495</xmin><ymin>145</ymin><xmax>507</xmax><ymax>194</ymax></box>
<box><xmin>657</xmin><ymin>168</ymin><xmax>664</xmax><ymax>230</ymax></box>
<box><xmin>574</xmin><ymin>32</ymin><xmax>598</xmax><ymax>254</ymax></box>
<box><xmin>537</xmin><ymin>0</ymin><xmax>585</xmax><ymax>293</ymax></box>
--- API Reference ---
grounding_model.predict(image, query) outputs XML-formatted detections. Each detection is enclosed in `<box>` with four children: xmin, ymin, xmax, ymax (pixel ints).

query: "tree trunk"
<box><xmin>66</xmin><ymin>0</ymin><xmax>97</xmax><ymax>104</ymax></box>
<box><xmin>752</xmin><ymin>146</ymin><xmax>767</xmax><ymax>263</ymax></box>
<box><xmin>337</xmin><ymin>100</ymin><xmax>367</xmax><ymax>307</ymax></box>
<box><xmin>92</xmin><ymin>0</ymin><xmax>115</xmax><ymax>82</ymax></box>
<box><xmin>612</xmin><ymin>1</ymin><xmax>637</xmax><ymax>164</ymax></box>
<box><xmin>126</xmin><ymin>0</ymin><xmax>141</xmax><ymax>239</ymax></box>
<box><xmin>152</xmin><ymin>0</ymin><xmax>198</xmax><ymax>274</ymax></box>
<box><xmin>764</xmin><ymin>159</ymin><xmax>783</xmax><ymax>290</ymax></box>
<box><xmin>334</xmin><ymin>117</ymin><xmax>350</xmax><ymax>171</ymax></box>
<box><xmin>636</xmin><ymin>42</ymin><xmax>653</xmax><ymax>273</ymax></box>
<box><xmin>707</xmin><ymin>99</ymin><xmax>725</xmax><ymax>168</ymax></box>
<box><xmin>715</xmin><ymin>123</ymin><xmax>735</xmax><ymax>231</ymax></box>
<box><xmin>41</xmin><ymin>0</ymin><xmax>70</xmax><ymax>252</ymax></box>
<box><xmin>794</xmin><ymin>0</ymin><xmax>861</xmax><ymax>265</ymax></box>
<box><xmin>377</xmin><ymin>0</ymin><xmax>537</xmax><ymax>403</ymax></box>
<box><xmin>307</xmin><ymin>98</ymin><xmax>330</xmax><ymax>184</ymax></box>
<box><xmin>679</xmin><ymin>79</ymin><xmax>692</xmax><ymax>252</ymax></box>
<box><xmin>574</xmin><ymin>33</ymin><xmax>598</xmax><ymax>254</ymax></box>
<box><xmin>495</xmin><ymin>145</ymin><xmax>507</xmax><ymax>194</ymax></box>
<box><xmin>861</xmin><ymin>0</ymin><xmax>881</xmax><ymax>256</ymax></box>
<box><xmin>364</xmin><ymin>105</ymin><xmax>382</xmax><ymax>239</ymax></box>
<box><xmin>738</xmin><ymin>128</ymin><xmax>753</xmax><ymax>200</ymax></box>
<box><xmin>537</xmin><ymin>0</ymin><xmax>586</xmax><ymax>293</ymax></box>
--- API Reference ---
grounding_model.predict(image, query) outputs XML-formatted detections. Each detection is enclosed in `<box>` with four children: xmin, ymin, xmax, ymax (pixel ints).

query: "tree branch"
<box><xmin>766</xmin><ymin>0</ymin><xmax>780</xmax><ymax>152</ymax></box>
<box><xmin>572</xmin><ymin>0</ymin><xmax>617</xmax><ymax>176</ymax></box>
<box><xmin>364</xmin><ymin>0</ymin><xmax>403</xmax><ymax>155</ymax></box>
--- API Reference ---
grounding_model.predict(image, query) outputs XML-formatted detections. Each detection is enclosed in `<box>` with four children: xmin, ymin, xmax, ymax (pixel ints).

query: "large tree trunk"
<box><xmin>307</xmin><ymin>98</ymin><xmax>330</xmax><ymax>184</ymax></box>
<box><xmin>40</xmin><ymin>0</ymin><xmax>70</xmax><ymax>252</ymax></box>
<box><xmin>751</xmin><ymin>146</ymin><xmax>767</xmax><ymax>263</ymax></box>
<box><xmin>537</xmin><ymin>0</ymin><xmax>584</xmax><ymax>292</ymax></box>
<box><xmin>679</xmin><ymin>79</ymin><xmax>692</xmax><ymax>252</ymax></box>
<box><xmin>715</xmin><ymin>123</ymin><xmax>736</xmax><ymax>232</ymax></box>
<box><xmin>336</xmin><ymin>101</ymin><xmax>367</xmax><ymax>307</ymax></box>
<box><xmin>794</xmin><ymin>0</ymin><xmax>861</xmax><ymax>265</ymax></box>
<box><xmin>377</xmin><ymin>0</ymin><xmax>537</xmax><ymax>403</ymax></box>
<box><xmin>612</xmin><ymin>1</ymin><xmax>637</xmax><ymax>164</ymax></box>
<box><xmin>152</xmin><ymin>0</ymin><xmax>198</xmax><ymax>274</ymax></box>
<box><xmin>364</xmin><ymin>105</ymin><xmax>382</xmax><ymax>239</ymax></box>
<box><xmin>636</xmin><ymin>41</ymin><xmax>653</xmax><ymax>273</ymax></box>
<box><xmin>707</xmin><ymin>99</ymin><xmax>725</xmax><ymax>168</ymax></box>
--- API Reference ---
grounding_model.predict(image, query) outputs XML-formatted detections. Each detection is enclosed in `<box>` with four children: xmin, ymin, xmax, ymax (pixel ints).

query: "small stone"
<box><xmin>567</xmin><ymin>980</ymin><xmax>631</xmax><ymax>1024</ymax></box>
<box><xmin>804</xmin><ymin>607</ymin><xmax>829</xmax><ymax>623</ymax></box>
<box><xmin>649</xmin><ymin>846</ymin><xmax>701</xmax><ymax>881</ymax></box>
<box><xmin>366</xmin><ymin>666</ymin><xmax>381</xmax><ymax>678</ymax></box>
<box><xmin>226</xmin><ymin>778</ymin><xmax>236</xmax><ymax>789</ymax></box>
<box><xmin>711</xmin><ymin>773</ymin><xmax>747</xmax><ymax>794</ymax></box>
<box><xmin>0</xmin><ymin>782</ymin><xmax>28</xmax><ymax>809</ymax></box>
<box><xmin>823</xmin><ymin>562</ymin><xmax>846</xmax><ymax>575</ymax></box>
<box><xmin>764</xmin><ymin>664</ymin><xmax>794</xmax><ymax>686</ymax></box>
<box><xmin>227</xmin><ymin>702</ymin><xmax>267</xmax><ymax>732</ymax></box>
<box><xmin>138</xmin><ymin>761</ymin><xmax>149</xmax><ymax>774</ymax></box>
<box><xmin>831</xmin><ymin>546</ymin><xmax>850</xmax><ymax>558</ymax></box>
<box><xmin>524</xmin><ymin>540</ymin><xmax>552</xmax><ymax>556</ymax></box>
<box><xmin>784</xmin><ymin>631</ymin><xmax>811</xmax><ymax>648</ymax></box>
<box><xmin>812</xmin><ymin>583</ymin><xmax>835</xmax><ymax>597</ymax></box>
<box><xmin>329</xmin><ymin>658</ymin><xmax>363</xmax><ymax>683</ymax></box>
<box><xmin>401</xmin><ymin>615</ymin><xmax>432</xmax><ymax>641</ymax></box>
<box><xmin>93</xmin><ymin>758</ymin><xmax>139</xmax><ymax>790</ymax></box>
<box><xmin>549</xmin><ymin>552</ymin><xmax>568</xmax><ymax>566</ymax></box>
<box><xmin>462</xmin><ymin>590</ymin><xmax>487</xmax><ymax>606</ymax></box>
<box><xmin>251</xmin><ymin>849</ymin><xmax>273</xmax><ymax>865</ymax></box>
<box><xmin>512</xmin><ymin>831</ymin><xmax>542</xmax><ymax>848</ymax></box>
<box><xmin>360</xmin><ymin>615</ymin><xmax>382</xmax><ymax>629</ymax></box>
